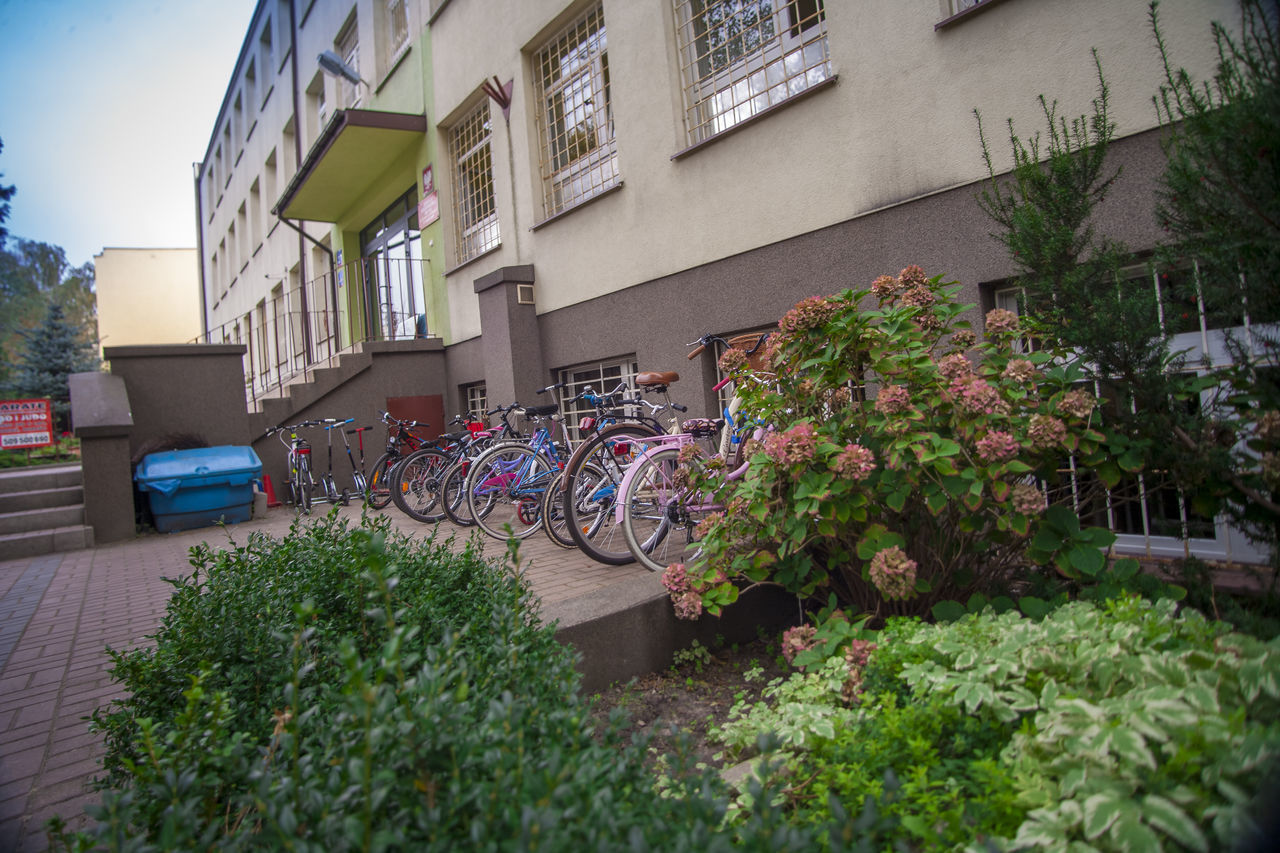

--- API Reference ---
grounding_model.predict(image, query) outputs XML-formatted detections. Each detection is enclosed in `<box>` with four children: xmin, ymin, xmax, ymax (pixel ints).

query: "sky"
<box><xmin>0</xmin><ymin>0</ymin><xmax>259</xmax><ymax>269</ymax></box>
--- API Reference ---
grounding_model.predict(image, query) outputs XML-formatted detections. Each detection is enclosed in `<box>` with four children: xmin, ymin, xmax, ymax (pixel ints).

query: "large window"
<box><xmin>534</xmin><ymin>3</ymin><xmax>618</xmax><ymax>218</ymax></box>
<box><xmin>556</xmin><ymin>357</ymin><xmax>639</xmax><ymax>442</ymax></box>
<box><xmin>335</xmin><ymin>15</ymin><xmax>361</xmax><ymax>109</ymax></box>
<box><xmin>464</xmin><ymin>383</ymin><xmax>488</xmax><ymax>424</ymax></box>
<box><xmin>379</xmin><ymin>0</ymin><xmax>410</xmax><ymax>76</ymax></box>
<box><xmin>450</xmin><ymin>100</ymin><xmax>500</xmax><ymax>264</ymax></box>
<box><xmin>672</xmin><ymin>0</ymin><xmax>830</xmax><ymax>146</ymax></box>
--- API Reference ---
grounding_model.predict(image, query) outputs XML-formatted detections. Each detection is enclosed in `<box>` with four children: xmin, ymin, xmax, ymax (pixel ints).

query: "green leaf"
<box><xmin>1019</xmin><ymin>595</ymin><xmax>1051</xmax><ymax>619</ymax></box>
<box><xmin>932</xmin><ymin>600</ymin><xmax>967</xmax><ymax>622</ymax></box>
<box><xmin>1142</xmin><ymin>795</ymin><xmax>1208</xmax><ymax>852</ymax></box>
<box><xmin>1068</xmin><ymin>546</ymin><xmax>1105</xmax><ymax>577</ymax></box>
<box><xmin>1083</xmin><ymin>792</ymin><xmax>1123</xmax><ymax>839</ymax></box>
<box><xmin>1109</xmin><ymin>804</ymin><xmax>1161</xmax><ymax>852</ymax></box>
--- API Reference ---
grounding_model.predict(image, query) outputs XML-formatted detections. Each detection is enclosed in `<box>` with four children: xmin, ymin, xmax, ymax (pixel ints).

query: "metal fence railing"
<box><xmin>197</xmin><ymin>256</ymin><xmax>431</xmax><ymax>406</ymax></box>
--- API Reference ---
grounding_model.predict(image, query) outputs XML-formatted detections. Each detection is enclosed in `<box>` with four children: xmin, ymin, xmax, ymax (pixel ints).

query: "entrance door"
<box><xmin>361</xmin><ymin>189</ymin><xmax>423</xmax><ymax>341</ymax></box>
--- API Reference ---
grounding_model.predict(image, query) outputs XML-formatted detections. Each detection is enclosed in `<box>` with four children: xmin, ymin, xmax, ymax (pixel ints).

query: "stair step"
<box><xmin>0</xmin><ymin>485</ymin><xmax>83</xmax><ymax>515</ymax></box>
<box><xmin>0</xmin><ymin>464</ymin><xmax>83</xmax><ymax>495</ymax></box>
<box><xmin>0</xmin><ymin>504</ymin><xmax>87</xmax><ymax>536</ymax></box>
<box><xmin>0</xmin><ymin>524</ymin><xmax>94</xmax><ymax>561</ymax></box>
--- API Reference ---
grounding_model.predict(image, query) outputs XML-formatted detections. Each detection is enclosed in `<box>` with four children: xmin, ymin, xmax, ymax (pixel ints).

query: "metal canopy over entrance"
<box><xmin>273</xmin><ymin>109</ymin><xmax>427</xmax><ymax>222</ymax></box>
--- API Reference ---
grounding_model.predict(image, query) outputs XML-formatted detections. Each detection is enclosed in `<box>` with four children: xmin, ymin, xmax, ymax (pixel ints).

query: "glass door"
<box><xmin>361</xmin><ymin>188</ymin><xmax>423</xmax><ymax>341</ymax></box>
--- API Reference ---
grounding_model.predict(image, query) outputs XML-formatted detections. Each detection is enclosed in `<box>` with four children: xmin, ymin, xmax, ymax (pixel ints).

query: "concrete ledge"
<box><xmin>545</xmin><ymin>573</ymin><xmax>799</xmax><ymax>693</ymax></box>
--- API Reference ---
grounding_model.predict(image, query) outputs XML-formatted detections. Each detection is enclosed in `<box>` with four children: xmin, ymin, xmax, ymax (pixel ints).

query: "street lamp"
<box><xmin>318</xmin><ymin>50</ymin><xmax>369</xmax><ymax>88</ymax></box>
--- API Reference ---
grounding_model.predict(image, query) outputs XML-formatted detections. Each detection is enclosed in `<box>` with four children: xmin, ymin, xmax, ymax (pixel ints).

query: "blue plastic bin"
<box><xmin>135</xmin><ymin>446</ymin><xmax>263</xmax><ymax>533</ymax></box>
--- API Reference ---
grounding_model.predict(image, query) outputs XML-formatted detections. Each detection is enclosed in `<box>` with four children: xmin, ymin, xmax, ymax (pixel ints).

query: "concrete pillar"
<box><xmin>69</xmin><ymin>372</ymin><xmax>135</xmax><ymax>544</ymax></box>
<box><xmin>474</xmin><ymin>265</ymin><xmax>547</xmax><ymax>404</ymax></box>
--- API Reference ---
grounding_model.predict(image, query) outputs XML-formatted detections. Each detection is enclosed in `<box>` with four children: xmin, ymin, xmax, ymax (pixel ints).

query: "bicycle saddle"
<box><xmin>523</xmin><ymin>404</ymin><xmax>559</xmax><ymax>417</ymax></box>
<box><xmin>637</xmin><ymin>371</ymin><xmax>679</xmax><ymax>387</ymax></box>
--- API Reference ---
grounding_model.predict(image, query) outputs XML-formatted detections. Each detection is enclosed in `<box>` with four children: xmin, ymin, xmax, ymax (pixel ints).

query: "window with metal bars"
<box><xmin>534</xmin><ymin>3</ymin><xmax>618</xmax><ymax>218</ymax></box>
<box><xmin>450</xmin><ymin>100</ymin><xmax>500</xmax><ymax>264</ymax></box>
<box><xmin>672</xmin><ymin>0</ymin><xmax>830</xmax><ymax>146</ymax></box>
<box><xmin>380</xmin><ymin>0</ymin><xmax>410</xmax><ymax>75</ymax></box>
<box><xmin>556</xmin><ymin>357</ymin><xmax>638</xmax><ymax>442</ymax></box>
<box><xmin>336</xmin><ymin>16</ymin><xmax>361</xmax><ymax>109</ymax></box>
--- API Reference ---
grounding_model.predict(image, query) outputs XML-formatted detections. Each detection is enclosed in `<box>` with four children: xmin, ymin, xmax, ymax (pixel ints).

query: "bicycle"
<box><xmin>389</xmin><ymin>415</ymin><xmax>488</xmax><ymax>524</ymax></box>
<box><xmin>319</xmin><ymin>418</ymin><xmax>355</xmax><ymax>505</ymax></box>
<box><xmin>343</xmin><ymin>422</ymin><xmax>373</xmax><ymax>500</ymax></box>
<box><xmin>551</xmin><ymin>377</ymin><xmax>686</xmax><ymax>562</ymax></box>
<box><xmin>617</xmin><ymin>333</ymin><xmax>773</xmax><ymax>572</ymax></box>
<box><xmin>366</xmin><ymin>411</ymin><xmax>432</xmax><ymax>510</ymax></box>
<box><xmin>436</xmin><ymin>404</ymin><xmax>525</xmax><ymax>528</ymax></box>
<box><xmin>463</xmin><ymin>390</ymin><xmax>575</xmax><ymax>541</ymax></box>
<box><xmin>266</xmin><ymin>420</ymin><xmax>321</xmax><ymax>514</ymax></box>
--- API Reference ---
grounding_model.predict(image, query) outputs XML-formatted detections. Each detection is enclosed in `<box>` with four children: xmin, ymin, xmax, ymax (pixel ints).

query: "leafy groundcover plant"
<box><xmin>713</xmin><ymin>596</ymin><xmax>1280</xmax><ymax>851</ymax></box>
<box><xmin>50</xmin><ymin>512</ymin><xmax>818</xmax><ymax>851</ymax></box>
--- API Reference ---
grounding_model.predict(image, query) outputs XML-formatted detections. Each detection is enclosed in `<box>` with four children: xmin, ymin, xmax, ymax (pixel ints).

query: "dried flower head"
<box><xmin>1002</xmin><ymin>358</ymin><xmax>1037</xmax><ymax>384</ymax></box>
<box><xmin>1057</xmin><ymin>389</ymin><xmax>1096</xmax><ymax>420</ymax></box>
<box><xmin>1011</xmin><ymin>482</ymin><xmax>1046</xmax><ymax>515</ymax></box>
<box><xmin>898</xmin><ymin>265</ymin><xmax>929</xmax><ymax>289</ymax></box>
<box><xmin>662</xmin><ymin>563</ymin><xmax>689</xmax><ymax>594</ymax></box>
<box><xmin>952</xmin><ymin>377</ymin><xmax>1010</xmax><ymax>417</ymax></box>
<box><xmin>763</xmin><ymin>422</ymin><xmax>818</xmax><ymax>468</ymax></box>
<box><xmin>673</xmin><ymin>589</ymin><xmax>703</xmax><ymax>621</ymax></box>
<box><xmin>869</xmin><ymin>546</ymin><xmax>918</xmax><ymax>601</ymax></box>
<box><xmin>938</xmin><ymin>352</ymin><xmax>974</xmax><ymax>381</ymax></box>
<box><xmin>694</xmin><ymin>511</ymin><xmax>725</xmax><ymax>540</ymax></box>
<box><xmin>779</xmin><ymin>295</ymin><xmax>839</xmax><ymax>335</ymax></box>
<box><xmin>951</xmin><ymin>329</ymin><xmax>977</xmax><ymax>348</ymax></box>
<box><xmin>1027</xmin><ymin>414</ymin><xmax>1068</xmax><ymax>449</ymax></box>
<box><xmin>871</xmin><ymin>275</ymin><xmax>899</xmax><ymax>301</ymax></box>
<box><xmin>985</xmin><ymin>308</ymin><xmax>1021</xmax><ymax>337</ymax></box>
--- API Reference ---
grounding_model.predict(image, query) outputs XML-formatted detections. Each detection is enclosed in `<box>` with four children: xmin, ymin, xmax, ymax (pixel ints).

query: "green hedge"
<box><xmin>53</xmin><ymin>513</ymin><xmax>813</xmax><ymax>851</ymax></box>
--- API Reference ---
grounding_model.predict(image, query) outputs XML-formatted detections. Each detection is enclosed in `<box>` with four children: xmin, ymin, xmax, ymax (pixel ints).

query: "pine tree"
<box><xmin>13</xmin><ymin>302</ymin><xmax>100</xmax><ymax>433</ymax></box>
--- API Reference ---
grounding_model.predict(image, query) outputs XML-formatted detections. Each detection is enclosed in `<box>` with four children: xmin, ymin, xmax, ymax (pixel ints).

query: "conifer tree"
<box><xmin>12</xmin><ymin>302</ymin><xmax>100</xmax><ymax>433</ymax></box>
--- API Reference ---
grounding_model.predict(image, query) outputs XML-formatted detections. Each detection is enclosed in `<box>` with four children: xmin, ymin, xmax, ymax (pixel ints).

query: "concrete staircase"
<box><xmin>0</xmin><ymin>464</ymin><xmax>95</xmax><ymax>560</ymax></box>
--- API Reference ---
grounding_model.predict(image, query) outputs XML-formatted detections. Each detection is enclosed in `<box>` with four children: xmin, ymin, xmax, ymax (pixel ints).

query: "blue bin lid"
<box><xmin>135</xmin><ymin>445</ymin><xmax>262</xmax><ymax>497</ymax></box>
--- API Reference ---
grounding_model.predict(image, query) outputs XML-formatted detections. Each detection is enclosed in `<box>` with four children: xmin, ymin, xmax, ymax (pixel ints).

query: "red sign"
<box><xmin>0</xmin><ymin>398</ymin><xmax>55</xmax><ymax>449</ymax></box>
<box><xmin>418</xmin><ymin>191</ymin><xmax>439</xmax><ymax>228</ymax></box>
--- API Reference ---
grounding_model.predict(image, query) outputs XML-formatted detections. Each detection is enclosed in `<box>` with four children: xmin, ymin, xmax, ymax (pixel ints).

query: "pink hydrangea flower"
<box><xmin>845</xmin><ymin>638</ymin><xmax>878</xmax><ymax>670</ymax></box>
<box><xmin>673</xmin><ymin>589</ymin><xmax>703</xmax><ymax>621</ymax></box>
<box><xmin>779</xmin><ymin>295</ymin><xmax>839</xmax><ymax>334</ymax></box>
<box><xmin>869</xmin><ymin>546</ymin><xmax>918</xmax><ymax>601</ymax></box>
<box><xmin>976</xmin><ymin>430</ymin><xmax>1021</xmax><ymax>463</ymax></box>
<box><xmin>985</xmin><ymin>308</ymin><xmax>1021</xmax><ymax>337</ymax></box>
<box><xmin>763</xmin><ymin>422</ymin><xmax>818</xmax><ymax>467</ymax></box>
<box><xmin>694</xmin><ymin>511</ymin><xmax>724</xmax><ymax>540</ymax></box>
<box><xmin>834</xmin><ymin>443</ymin><xmax>876</xmax><ymax>481</ymax></box>
<box><xmin>952</xmin><ymin>377</ymin><xmax>1009</xmax><ymax>417</ymax></box>
<box><xmin>718</xmin><ymin>347</ymin><xmax>748</xmax><ymax>373</ymax></box>
<box><xmin>874</xmin><ymin>384</ymin><xmax>912</xmax><ymax>415</ymax></box>
<box><xmin>901</xmin><ymin>285</ymin><xmax>936</xmax><ymax>309</ymax></box>
<box><xmin>898</xmin><ymin>265</ymin><xmax>929</xmax><ymax>289</ymax></box>
<box><xmin>662</xmin><ymin>563</ymin><xmax>689</xmax><ymax>594</ymax></box>
<box><xmin>1027</xmin><ymin>414</ymin><xmax>1067</xmax><ymax>449</ymax></box>
<box><xmin>938</xmin><ymin>352</ymin><xmax>974</xmax><ymax>381</ymax></box>
<box><xmin>781</xmin><ymin>625</ymin><xmax>818</xmax><ymax>664</ymax></box>
<box><xmin>1012</xmin><ymin>482</ymin><xmax>1046</xmax><ymax>515</ymax></box>
<box><xmin>951</xmin><ymin>330</ymin><xmax>977</xmax><ymax>348</ymax></box>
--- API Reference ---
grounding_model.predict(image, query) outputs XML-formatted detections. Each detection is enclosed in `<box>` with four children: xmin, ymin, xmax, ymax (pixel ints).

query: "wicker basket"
<box><xmin>725</xmin><ymin>332</ymin><xmax>772</xmax><ymax>371</ymax></box>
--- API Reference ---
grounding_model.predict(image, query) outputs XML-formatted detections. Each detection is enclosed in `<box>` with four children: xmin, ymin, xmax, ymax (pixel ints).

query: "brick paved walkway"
<box><xmin>0</xmin><ymin>503</ymin><xmax>647</xmax><ymax>851</ymax></box>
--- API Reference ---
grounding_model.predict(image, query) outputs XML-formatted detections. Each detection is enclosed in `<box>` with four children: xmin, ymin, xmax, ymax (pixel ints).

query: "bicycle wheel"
<box><xmin>621</xmin><ymin>447</ymin><xmax>700</xmax><ymax>573</ymax></box>
<box><xmin>541</xmin><ymin>461</ymin><xmax>605</xmax><ymax>549</ymax></box>
<box><xmin>296</xmin><ymin>457</ymin><xmax>314</xmax><ymax>514</ymax></box>
<box><xmin>467</xmin><ymin>444</ymin><xmax>553</xmax><ymax>541</ymax></box>
<box><xmin>390</xmin><ymin>448</ymin><xmax>451</xmax><ymax>523</ymax></box>
<box><xmin>365</xmin><ymin>453</ymin><xmax>398</xmax><ymax>509</ymax></box>
<box><xmin>563</xmin><ymin>423</ymin><xmax>660</xmax><ymax>564</ymax></box>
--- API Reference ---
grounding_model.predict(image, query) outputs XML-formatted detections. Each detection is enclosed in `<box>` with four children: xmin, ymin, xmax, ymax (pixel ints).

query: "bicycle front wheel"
<box><xmin>467</xmin><ymin>444</ymin><xmax>553</xmax><ymax>541</ymax></box>
<box><xmin>391</xmin><ymin>448</ymin><xmax>451</xmax><ymax>523</ymax></box>
<box><xmin>563</xmin><ymin>423</ymin><xmax>659</xmax><ymax>564</ymax></box>
<box><xmin>296</xmin><ymin>457</ymin><xmax>314</xmax><ymax>514</ymax></box>
<box><xmin>365</xmin><ymin>453</ymin><xmax>397</xmax><ymax>509</ymax></box>
<box><xmin>620</xmin><ymin>447</ymin><xmax>701</xmax><ymax>573</ymax></box>
<box><xmin>541</xmin><ymin>460</ymin><xmax>605</xmax><ymax>550</ymax></box>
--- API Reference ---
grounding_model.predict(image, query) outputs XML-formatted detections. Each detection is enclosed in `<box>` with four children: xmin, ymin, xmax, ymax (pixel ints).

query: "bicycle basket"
<box><xmin>726</xmin><ymin>333</ymin><xmax>771</xmax><ymax>371</ymax></box>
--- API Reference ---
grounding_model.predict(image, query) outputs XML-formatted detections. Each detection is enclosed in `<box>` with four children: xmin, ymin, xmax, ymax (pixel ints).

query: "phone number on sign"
<box><xmin>2</xmin><ymin>432</ymin><xmax>53</xmax><ymax>448</ymax></box>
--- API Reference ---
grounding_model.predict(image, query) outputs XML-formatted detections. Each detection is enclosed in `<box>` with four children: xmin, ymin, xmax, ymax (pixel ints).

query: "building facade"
<box><xmin>94</xmin><ymin>248</ymin><xmax>201</xmax><ymax>355</ymax></box>
<box><xmin>195</xmin><ymin>0</ymin><xmax>1267</xmax><ymax>562</ymax></box>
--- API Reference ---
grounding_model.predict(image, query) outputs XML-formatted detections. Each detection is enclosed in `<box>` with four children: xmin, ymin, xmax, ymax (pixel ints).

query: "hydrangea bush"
<box><xmin>676</xmin><ymin>267</ymin><xmax>1131</xmax><ymax>618</ymax></box>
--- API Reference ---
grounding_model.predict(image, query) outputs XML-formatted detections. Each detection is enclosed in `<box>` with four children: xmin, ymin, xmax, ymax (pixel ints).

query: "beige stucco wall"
<box><xmin>93</xmin><ymin>248</ymin><xmax>202</xmax><ymax>355</ymax></box>
<box><xmin>429</xmin><ymin>0</ymin><xmax>1237</xmax><ymax>334</ymax></box>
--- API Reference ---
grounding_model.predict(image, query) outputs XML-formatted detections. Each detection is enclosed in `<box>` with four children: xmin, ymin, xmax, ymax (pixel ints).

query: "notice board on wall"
<box><xmin>0</xmin><ymin>398</ymin><xmax>54</xmax><ymax>449</ymax></box>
